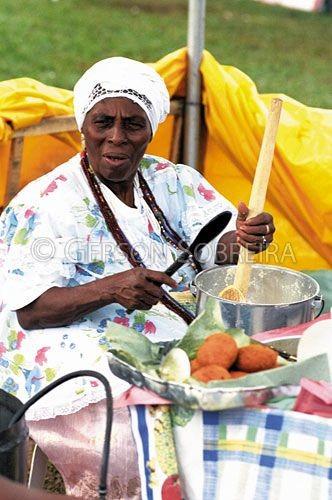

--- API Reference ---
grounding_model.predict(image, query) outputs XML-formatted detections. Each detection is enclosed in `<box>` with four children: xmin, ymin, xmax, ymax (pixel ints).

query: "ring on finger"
<box><xmin>265</xmin><ymin>224</ymin><xmax>270</xmax><ymax>235</ymax></box>
<box><xmin>262</xmin><ymin>236</ymin><xmax>268</xmax><ymax>248</ymax></box>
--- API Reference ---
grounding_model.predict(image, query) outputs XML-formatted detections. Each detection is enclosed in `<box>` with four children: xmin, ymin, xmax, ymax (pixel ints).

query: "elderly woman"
<box><xmin>0</xmin><ymin>58</ymin><xmax>274</xmax><ymax>497</ymax></box>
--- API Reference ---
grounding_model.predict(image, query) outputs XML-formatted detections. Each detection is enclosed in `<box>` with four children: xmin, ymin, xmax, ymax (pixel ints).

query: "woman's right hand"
<box><xmin>16</xmin><ymin>268</ymin><xmax>177</xmax><ymax>330</ymax></box>
<box><xmin>103</xmin><ymin>268</ymin><xmax>177</xmax><ymax>310</ymax></box>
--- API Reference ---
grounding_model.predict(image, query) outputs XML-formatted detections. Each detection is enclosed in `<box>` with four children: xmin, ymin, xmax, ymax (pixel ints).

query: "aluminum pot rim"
<box><xmin>194</xmin><ymin>264</ymin><xmax>321</xmax><ymax>307</ymax></box>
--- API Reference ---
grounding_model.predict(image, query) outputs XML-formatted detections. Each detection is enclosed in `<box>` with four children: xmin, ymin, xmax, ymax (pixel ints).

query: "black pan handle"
<box><xmin>126</xmin><ymin>250</ymin><xmax>191</xmax><ymax>314</ymax></box>
<box><xmin>164</xmin><ymin>249</ymin><xmax>191</xmax><ymax>277</ymax></box>
<box><xmin>313</xmin><ymin>296</ymin><xmax>325</xmax><ymax>319</ymax></box>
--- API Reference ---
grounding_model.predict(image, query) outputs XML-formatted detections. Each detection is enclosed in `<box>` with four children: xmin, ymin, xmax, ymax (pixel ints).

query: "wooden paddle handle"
<box><xmin>234</xmin><ymin>98</ymin><xmax>283</xmax><ymax>295</ymax></box>
<box><xmin>247</xmin><ymin>98</ymin><xmax>283</xmax><ymax>215</ymax></box>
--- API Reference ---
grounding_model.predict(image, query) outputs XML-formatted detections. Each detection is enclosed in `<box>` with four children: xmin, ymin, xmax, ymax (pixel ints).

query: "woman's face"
<box><xmin>82</xmin><ymin>97</ymin><xmax>151</xmax><ymax>185</ymax></box>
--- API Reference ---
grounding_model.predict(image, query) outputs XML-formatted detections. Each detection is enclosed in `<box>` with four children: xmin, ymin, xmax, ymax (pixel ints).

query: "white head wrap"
<box><xmin>73</xmin><ymin>57</ymin><xmax>170</xmax><ymax>135</ymax></box>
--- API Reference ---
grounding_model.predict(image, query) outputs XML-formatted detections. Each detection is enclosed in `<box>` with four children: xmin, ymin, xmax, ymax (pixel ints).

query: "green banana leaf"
<box><xmin>106</xmin><ymin>322</ymin><xmax>163</xmax><ymax>373</ymax></box>
<box><xmin>105</xmin><ymin>302</ymin><xmax>331</xmax><ymax>389</ymax></box>
<box><xmin>106</xmin><ymin>299</ymin><xmax>248</xmax><ymax>370</ymax></box>
<box><xmin>176</xmin><ymin>297</ymin><xmax>249</xmax><ymax>359</ymax></box>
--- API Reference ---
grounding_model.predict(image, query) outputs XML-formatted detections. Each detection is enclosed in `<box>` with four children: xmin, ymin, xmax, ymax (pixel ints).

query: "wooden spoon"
<box><xmin>219</xmin><ymin>98</ymin><xmax>283</xmax><ymax>302</ymax></box>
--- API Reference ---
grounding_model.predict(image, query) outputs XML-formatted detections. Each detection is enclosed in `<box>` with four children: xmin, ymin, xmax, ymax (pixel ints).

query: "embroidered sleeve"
<box><xmin>0</xmin><ymin>201</ymin><xmax>76</xmax><ymax>311</ymax></box>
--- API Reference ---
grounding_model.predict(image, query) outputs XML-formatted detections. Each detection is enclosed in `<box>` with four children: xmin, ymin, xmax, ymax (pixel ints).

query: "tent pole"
<box><xmin>183</xmin><ymin>0</ymin><xmax>206</xmax><ymax>170</ymax></box>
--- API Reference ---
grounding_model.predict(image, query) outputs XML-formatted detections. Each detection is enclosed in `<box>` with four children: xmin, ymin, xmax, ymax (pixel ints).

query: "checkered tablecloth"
<box><xmin>200</xmin><ymin>408</ymin><xmax>332</xmax><ymax>500</ymax></box>
<box><xmin>127</xmin><ymin>314</ymin><xmax>332</xmax><ymax>499</ymax></box>
<box><xmin>130</xmin><ymin>405</ymin><xmax>332</xmax><ymax>500</ymax></box>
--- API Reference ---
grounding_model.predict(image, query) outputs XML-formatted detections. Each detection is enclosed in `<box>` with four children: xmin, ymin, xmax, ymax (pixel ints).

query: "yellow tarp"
<box><xmin>0</xmin><ymin>48</ymin><xmax>331</xmax><ymax>269</ymax></box>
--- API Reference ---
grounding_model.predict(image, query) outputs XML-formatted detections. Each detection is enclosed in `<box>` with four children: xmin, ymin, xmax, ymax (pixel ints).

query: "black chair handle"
<box><xmin>9</xmin><ymin>370</ymin><xmax>112</xmax><ymax>500</ymax></box>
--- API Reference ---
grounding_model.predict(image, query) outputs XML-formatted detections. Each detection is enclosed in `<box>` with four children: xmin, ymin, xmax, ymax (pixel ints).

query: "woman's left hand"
<box><xmin>235</xmin><ymin>201</ymin><xmax>275</xmax><ymax>253</ymax></box>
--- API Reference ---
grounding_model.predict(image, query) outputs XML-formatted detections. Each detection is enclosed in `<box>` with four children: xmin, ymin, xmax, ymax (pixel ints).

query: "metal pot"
<box><xmin>194</xmin><ymin>264</ymin><xmax>323</xmax><ymax>336</ymax></box>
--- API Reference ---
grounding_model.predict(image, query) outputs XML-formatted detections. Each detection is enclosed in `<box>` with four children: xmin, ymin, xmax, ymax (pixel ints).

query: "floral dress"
<box><xmin>0</xmin><ymin>154</ymin><xmax>236</xmax><ymax>420</ymax></box>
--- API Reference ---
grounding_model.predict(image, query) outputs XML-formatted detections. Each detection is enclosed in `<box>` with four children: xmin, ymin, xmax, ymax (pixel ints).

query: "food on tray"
<box><xmin>196</xmin><ymin>332</ymin><xmax>238</xmax><ymax>369</ymax></box>
<box><xmin>189</xmin><ymin>332</ymin><xmax>278</xmax><ymax>383</ymax></box>
<box><xmin>235</xmin><ymin>344</ymin><xmax>278</xmax><ymax>372</ymax></box>
<box><xmin>159</xmin><ymin>347</ymin><xmax>191</xmax><ymax>382</ymax></box>
<box><xmin>192</xmin><ymin>365</ymin><xmax>231</xmax><ymax>383</ymax></box>
<box><xmin>190</xmin><ymin>359</ymin><xmax>201</xmax><ymax>373</ymax></box>
<box><xmin>106</xmin><ymin>299</ymin><xmax>332</xmax><ymax>414</ymax></box>
<box><xmin>230</xmin><ymin>370</ymin><xmax>248</xmax><ymax>379</ymax></box>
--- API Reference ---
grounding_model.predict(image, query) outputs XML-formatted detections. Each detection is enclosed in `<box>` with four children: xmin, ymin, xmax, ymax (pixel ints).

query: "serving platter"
<box><xmin>107</xmin><ymin>337</ymin><xmax>301</xmax><ymax>411</ymax></box>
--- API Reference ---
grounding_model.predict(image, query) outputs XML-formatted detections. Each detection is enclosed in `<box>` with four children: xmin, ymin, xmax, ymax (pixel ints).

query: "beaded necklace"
<box><xmin>137</xmin><ymin>171</ymin><xmax>187</xmax><ymax>251</ymax></box>
<box><xmin>80</xmin><ymin>151</ymin><xmax>195</xmax><ymax>324</ymax></box>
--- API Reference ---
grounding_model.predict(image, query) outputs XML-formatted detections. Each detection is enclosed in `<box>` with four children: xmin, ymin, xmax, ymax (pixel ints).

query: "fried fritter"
<box><xmin>190</xmin><ymin>358</ymin><xmax>201</xmax><ymax>373</ymax></box>
<box><xmin>235</xmin><ymin>344</ymin><xmax>278</xmax><ymax>372</ymax></box>
<box><xmin>192</xmin><ymin>365</ymin><xmax>231</xmax><ymax>383</ymax></box>
<box><xmin>230</xmin><ymin>370</ymin><xmax>248</xmax><ymax>379</ymax></box>
<box><xmin>205</xmin><ymin>332</ymin><xmax>228</xmax><ymax>343</ymax></box>
<box><xmin>196</xmin><ymin>333</ymin><xmax>238</xmax><ymax>369</ymax></box>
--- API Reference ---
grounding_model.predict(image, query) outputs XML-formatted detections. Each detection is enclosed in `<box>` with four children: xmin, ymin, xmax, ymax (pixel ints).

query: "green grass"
<box><xmin>0</xmin><ymin>0</ymin><xmax>331</xmax><ymax>107</ymax></box>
